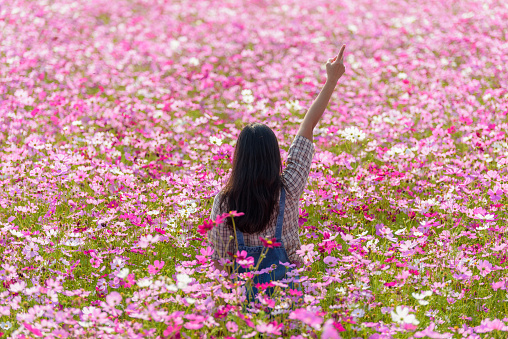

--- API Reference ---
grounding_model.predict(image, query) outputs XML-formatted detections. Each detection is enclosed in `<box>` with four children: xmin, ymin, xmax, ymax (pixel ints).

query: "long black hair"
<box><xmin>219</xmin><ymin>123</ymin><xmax>283</xmax><ymax>234</ymax></box>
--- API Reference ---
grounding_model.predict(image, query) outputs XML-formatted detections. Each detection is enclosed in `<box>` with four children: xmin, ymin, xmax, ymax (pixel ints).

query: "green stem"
<box><xmin>231</xmin><ymin>215</ymin><xmax>239</xmax><ymax>255</ymax></box>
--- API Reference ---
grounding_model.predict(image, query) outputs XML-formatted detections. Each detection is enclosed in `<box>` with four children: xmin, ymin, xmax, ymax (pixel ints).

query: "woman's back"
<box><xmin>208</xmin><ymin>134</ymin><xmax>314</xmax><ymax>266</ymax></box>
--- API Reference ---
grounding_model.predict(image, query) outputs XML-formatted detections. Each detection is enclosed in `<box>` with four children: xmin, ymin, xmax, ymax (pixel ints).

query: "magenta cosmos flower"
<box><xmin>259</xmin><ymin>237</ymin><xmax>282</xmax><ymax>248</ymax></box>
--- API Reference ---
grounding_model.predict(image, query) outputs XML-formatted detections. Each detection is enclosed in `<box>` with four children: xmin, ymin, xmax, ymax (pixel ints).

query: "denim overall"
<box><xmin>235</xmin><ymin>187</ymin><xmax>297</xmax><ymax>299</ymax></box>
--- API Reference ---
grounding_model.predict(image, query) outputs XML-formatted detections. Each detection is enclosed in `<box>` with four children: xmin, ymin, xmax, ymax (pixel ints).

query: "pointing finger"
<box><xmin>338</xmin><ymin>44</ymin><xmax>346</xmax><ymax>59</ymax></box>
<box><xmin>333</xmin><ymin>45</ymin><xmax>346</xmax><ymax>64</ymax></box>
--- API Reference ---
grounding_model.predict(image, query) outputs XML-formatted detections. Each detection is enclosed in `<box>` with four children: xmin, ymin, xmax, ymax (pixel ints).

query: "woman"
<box><xmin>208</xmin><ymin>45</ymin><xmax>346</xmax><ymax>297</ymax></box>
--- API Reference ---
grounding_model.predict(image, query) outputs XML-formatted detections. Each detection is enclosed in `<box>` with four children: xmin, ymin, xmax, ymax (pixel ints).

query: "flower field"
<box><xmin>1</xmin><ymin>0</ymin><xmax>508</xmax><ymax>337</ymax></box>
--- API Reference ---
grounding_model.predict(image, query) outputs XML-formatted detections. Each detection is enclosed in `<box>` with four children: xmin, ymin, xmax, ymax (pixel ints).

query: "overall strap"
<box><xmin>274</xmin><ymin>186</ymin><xmax>286</xmax><ymax>242</ymax></box>
<box><xmin>236</xmin><ymin>228</ymin><xmax>245</xmax><ymax>247</ymax></box>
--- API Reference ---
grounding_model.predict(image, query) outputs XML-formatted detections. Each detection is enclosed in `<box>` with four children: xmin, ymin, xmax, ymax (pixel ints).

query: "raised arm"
<box><xmin>297</xmin><ymin>45</ymin><xmax>346</xmax><ymax>141</ymax></box>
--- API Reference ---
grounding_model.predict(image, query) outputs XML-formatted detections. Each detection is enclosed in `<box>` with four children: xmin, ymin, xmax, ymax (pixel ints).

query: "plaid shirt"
<box><xmin>208</xmin><ymin>134</ymin><xmax>315</xmax><ymax>264</ymax></box>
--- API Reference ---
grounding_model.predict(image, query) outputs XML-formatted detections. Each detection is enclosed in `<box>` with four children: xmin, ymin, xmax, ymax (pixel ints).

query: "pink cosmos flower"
<box><xmin>196</xmin><ymin>246</ymin><xmax>214</xmax><ymax>263</ymax></box>
<box><xmin>258</xmin><ymin>295</ymin><xmax>276</xmax><ymax>308</ymax></box>
<box><xmin>235</xmin><ymin>250</ymin><xmax>254</xmax><ymax>268</ymax></box>
<box><xmin>90</xmin><ymin>257</ymin><xmax>102</xmax><ymax>269</ymax></box>
<box><xmin>492</xmin><ymin>281</ymin><xmax>505</xmax><ymax>291</ymax></box>
<box><xmin>197</xmin><ymin>219</ymin><xmax>214</xmax><ymax>235</ymax></box>
<box><xmin>237</xmin><ymin>312</ymin><xmax>255</xmax><ymax>328</ymax></box>
<box><xmin>492</xmin><ymin>243</ymin><xmax>507</xmax><ymax>252</ymax></box>
<box><xmin>107</xmin><ymin>200</ymin><xmax>119</xmax><ymax>209</ymax></box>
<box><xmin>488</xmin><ymin>189</ymin><xmax>503</xmax><ymax>202</ymax></box>
<box><xmin>163</xmin><ymin>323</ymin><xmax>182</xmax><ymax>337</ymax></box>
<box><xmin>101</xmin><ymin>291</ymin><xmax>123</xmax><ymax>317</ymax></box>
<box><xmin>122</xmin><ymin>273</ymin><xmax>135</xmax><ymax>288</ymax></box>
<box><xmin>183</xmin><ymin>314</ymin><xmax>206</xmax><ymax>330</ymax></box>
<box><xmin>184</xmin><ymin>321</ymin><xmax>204</xmax><ymax>330</ymax></box>
<box><xmin>23</xmin><ymin>323</ymin><xmax>42</xmax><ymax>337</ymax></box>
<box><xmin>259</xmin><ymin>237</ymin><xmax>281</xmax><ymax>248</ymax></box>
<box><xmin>256</xmin><ymin>321</ymin><xmax>283</xmax><ymax>335</ymax></box>
<box><xmin>228</xmin><ymin>210</ymin><xmax>245</xmax><ymax>217</ymax></box>
<box><xmin>51</xmin><ymin>329</ymin><xmax>69</xmax><ymax>338</ymax></box>
<box><xmin>485</xmin><ymin>170</ymin><xmax>500</xmax><ymax>180</ymax></box>
<box><xmin>475</xmin><ymin>318</ymin><xmax>508</xmax><ymax>332</ymax></box>
<box><xmin>395</xmin><ymin>270</ymin><xmax>410</xmax><ymax>281</ymax></box>
<box><xmin>226</xmin><ymin>321</ymin><xmax>238</xmax><ymax>333</ymax></box>
<box><xmin>218</xmin><ymin>257</ymin><xmax>232</xmax><ymax>267</ymax></box>
<box><xmin>477</xmin><ymin>259</ymin><xmax>493</xmax><ymax>277</ymax></box>
<box><xmin>106</xmin><ymin>291</ymin><xmax>122</xmax><ymax>306</ymax></box>
<box><xmin>74</xmin><ymin>170</ymin><xmax>87</xmax><ymax>182</ymax></box>
<box><xmin>255</xmin><ymin>281</ymin><xmax>274</xmax><ymax>290</ymax></box>
<box><xmin>214</xmin><ymin>305</ymin><xmax>233</xmax><ymax>319</ymax></box>
<box><xmin>334</xmin><ymin>322</ymin><xmax>346</xmax><ymax>332</ymax></box>
<box><xmin>323</xmin><ymin>256</ymin><xmax>339</xmax><ymax>267</ymax></box>
<box><xmin>288</xmin><ymin>288</ymin><xmax>303</xmax><ymax>297</ymax></box>
<box><xmin>318</xmin><ymin>240</ymin><xmax>338</xmax><ymax>254</ymax></box>
<box><xmin>298</xmin><ymin>208</ymin><xmax>308</xmax><ymax>226</ymax></box>
<box><xmin>214</xmin><ymin>212</ymin><xmax>231</xmax><ymax>225</ymax></box>
<box><xmin>289</xmin><ymin>308</ymin><xmax>323</xmax><ymax>329</ymax></box>
<box><xmin>296</xmin><ymin>243</ymin><xmax>315</xmax><ymax>256</ymax></box>
<box><xmin>155</xmin><ymin>228</ymin><xmax>166</xmax><ymax>235</ymax></box>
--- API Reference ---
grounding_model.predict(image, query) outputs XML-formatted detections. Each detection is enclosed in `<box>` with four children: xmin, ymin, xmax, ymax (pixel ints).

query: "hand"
<box><xmin>326</xmin><ymin>44</ymin><xmax>346</xmax><ymax>83</ymax></box>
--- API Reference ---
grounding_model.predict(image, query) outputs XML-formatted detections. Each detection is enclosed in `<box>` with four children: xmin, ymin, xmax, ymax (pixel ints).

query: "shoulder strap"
<box><xmin>274</xmin><ymin>186</ymin><xmax>286</xmax><ymax>242</ymax></box>
<box><xmin>236</xmin><ymin>228</ymin><xmax>245</xmax><ymax>247</ymax></box>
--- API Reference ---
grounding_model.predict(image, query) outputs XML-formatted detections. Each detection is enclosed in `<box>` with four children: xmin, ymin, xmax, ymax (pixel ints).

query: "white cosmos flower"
<box><xmin>335</xmin><ymin>287</ymin><xmax>347</xmax><ymax>295</ymax></box>
<box><xmin>227</xmin><ymin>100</ymin><xmax>240</xmax><ymax>109</ymax></box>
<box><xmin>64</xmin><ymin>238</ymin><xmax>84</xmax><ymax>246</ymax></box>
<box><xmin>351</xmin><ymin>308</ymin><xmax>365</xmax><ymax>318</ymax></box>
<box><xmin>188</xmin><ymin>57</ymin><xmax>199</xmax><ymax>66</ymax></box>
<box><xmin>117</xmin><ymin>268</ymin><xmax>130</xmax><ymax>279</ymax></box>
<box><xmin>483</xmin><ymin>214</ymin><xmax>496</xmax><ymax>220</ymax></box>
<box><xmin>9</xmin><ymin>229</ymin><xmax>24</xmax><ymax>238</ymax></box>
<box><xmin>285</xmin><ymin>100</ymin><xmax>303</xmax><ymax>111</ymax></box>
<box><xmin>166</xmin><ymin>284</ymin><xmax>178</xmax><ymax>292</ymax></box>
<box><xmin>241</xmin><ymin>89</ymin><xmax>254</xmax><ymax>104</ymax></box>
<box><xmin>138</xmin><ymin>234</ymin><xmax>160</xmax><ymax>248</ymax></box>
<box><xmin>394</xmin><ymin>228</ymin><xmax>406</xmax><ymax>235</ymax></box>
<box><xmin>404</xmin><ymin>148</ymin><xmax>415</xmax><ymax>157</ymax></box>
<box><xmin>338</xmin><ymin>126</ymin><xmax>366</xmax><ymax>142</ymax></box>
<box><xmin>412</xmin><ymin>291</ymin><xmax>433</xmax><ymax>305</ymax></box>
<box><xmin>209</xmin><ymin>136</ymin><xmax>223</xmax><ymax>146</ymax></box>
<box><xmin>136</xmin><ymin>278</ymin><xmax>153</xmax><ymax>287</ymax></box>
<box><xmin>82</xmin><ymin>306</ymin><xmax>99</xmax><ymax>315</ymax></box>
<box><xmin>176</xmin><ymin>273</ymin><xmax>192</xmax><ymax>289</ymax></box>
<box><xmin>110</xmin><ymin>258</ymin><xmax>124</xmax><ymax>270</ymax></box>
<box><xmin>46</xmin><ymin>229</ymin><xmax>58</xmax><ymax>237</ymax></box>
<box><xmin>0</xmin><ymin>321</ymin><xmax>12</xmax><ymax>330</ymax></box>
<box><xmin>10</xmin><ymin>281</ymin><xmax>27</xmax><ymax>293</ymax></box>
<box><xmin>391</xmin><ymin>306</ymin><xmax>419</xmax><ymax>325</ymax></box>
<box><xmin>165</xmin><ymin>218</ymin><xmax>177</xmax><ymax>229</ymax></box>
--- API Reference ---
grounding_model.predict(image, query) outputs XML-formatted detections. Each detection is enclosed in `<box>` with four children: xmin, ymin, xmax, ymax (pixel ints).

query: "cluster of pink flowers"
<box><xmin>0</xmin><ymin>0</ymin><xmax>507</xmax><ymax>337</ymax></box>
